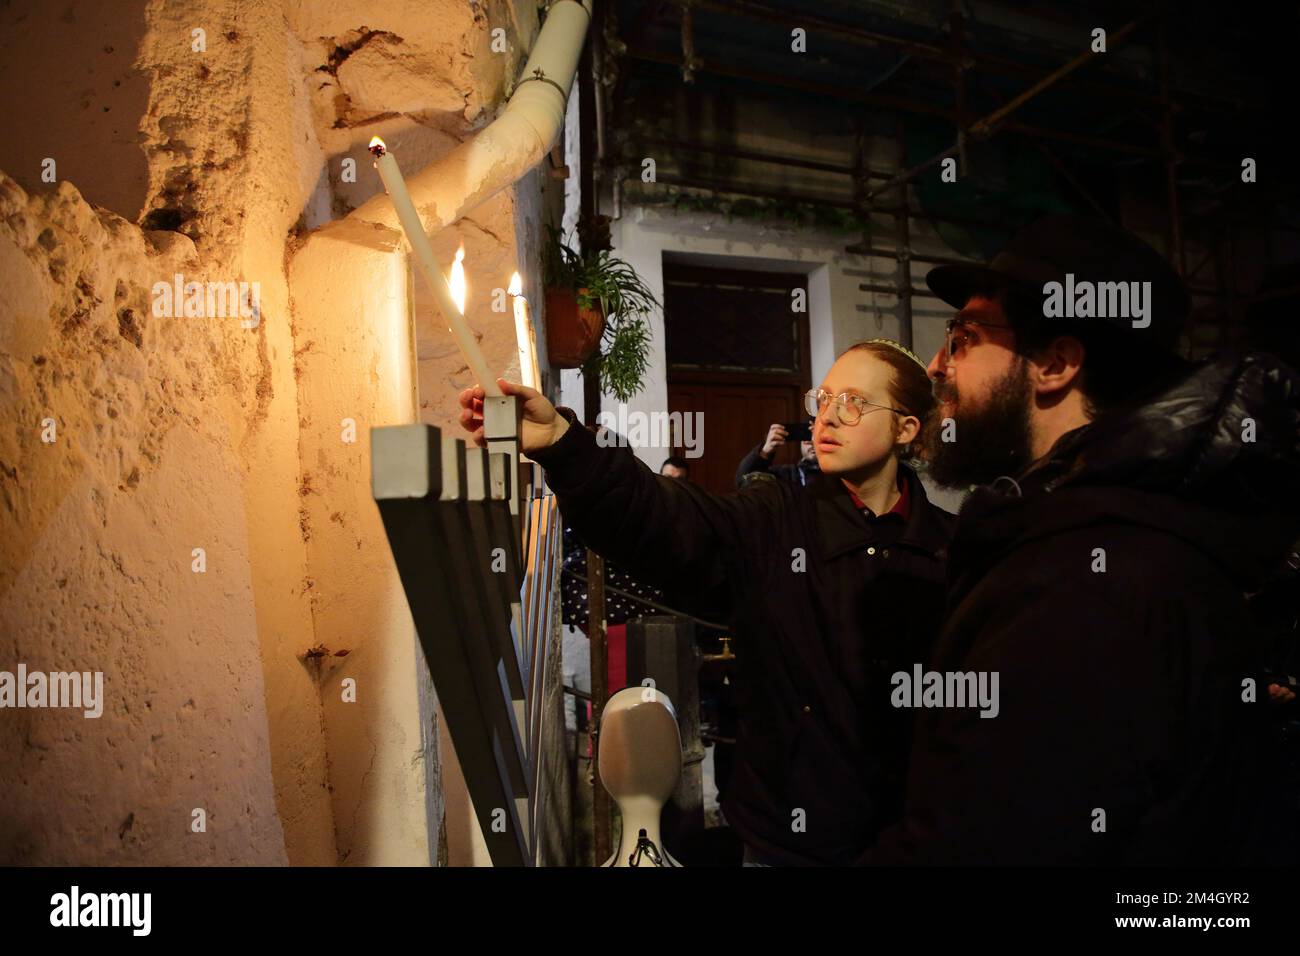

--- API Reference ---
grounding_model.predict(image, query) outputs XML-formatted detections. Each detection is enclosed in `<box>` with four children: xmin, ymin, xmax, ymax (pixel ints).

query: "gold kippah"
<box><xmin>863</xmin><ymin>338</ymin><xmax>928</xmax><ymax>371</ymax></box>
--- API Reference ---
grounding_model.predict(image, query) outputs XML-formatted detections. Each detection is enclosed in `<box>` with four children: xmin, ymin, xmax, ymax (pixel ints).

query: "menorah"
<box><xmin>370</xmin><ymin>396</ymin><xmax>561</xmax><ymax>867</ymax></box>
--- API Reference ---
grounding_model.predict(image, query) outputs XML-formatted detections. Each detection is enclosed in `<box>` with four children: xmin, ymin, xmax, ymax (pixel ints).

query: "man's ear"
<box><xmin>1030</xmin><ymin>335</ymin><xmax>1086</xmax><ymax>396</ymax></box>
<box><xmin>893</xmin><ymin>413</ymin><xmax>921</xmax><ymax>447</ymax></box>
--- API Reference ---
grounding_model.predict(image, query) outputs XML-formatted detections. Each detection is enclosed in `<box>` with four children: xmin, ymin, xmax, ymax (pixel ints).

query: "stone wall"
<box><xmin>1</xmin><ymin>0</ymin><xmax>568</xmax><ymax>866</ymax></box>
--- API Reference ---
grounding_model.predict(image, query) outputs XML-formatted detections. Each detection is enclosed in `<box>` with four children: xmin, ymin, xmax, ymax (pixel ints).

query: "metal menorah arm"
<box><xmin>371</xmin><ymin>418</ymin><xmax>536</xmax><ymax>866</ymax></box>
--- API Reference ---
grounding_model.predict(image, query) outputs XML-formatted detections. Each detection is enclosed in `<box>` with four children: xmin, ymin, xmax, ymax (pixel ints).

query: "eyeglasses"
<box><xmin>804</xmin><ymin>388</ymin><xmax>905</xmax><ymax>426</ymax></box>
<box><xmin>944</xmin><ymin>317</ymin><xmax>1013</xmax><ymax>362</ymax></box>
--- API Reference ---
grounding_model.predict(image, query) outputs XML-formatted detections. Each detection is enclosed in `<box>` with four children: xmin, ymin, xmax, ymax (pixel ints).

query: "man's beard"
<box><xmin>922</xmin><ymin>357</ymin><xmax>1036</xmax><ymax>488</ymax></box>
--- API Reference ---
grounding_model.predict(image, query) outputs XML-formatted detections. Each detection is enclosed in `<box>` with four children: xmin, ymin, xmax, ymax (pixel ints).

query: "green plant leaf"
<box><xmin>543</xmin><ymin>223</ymin><xmax>659</xmax><ymax>400</ymax></box>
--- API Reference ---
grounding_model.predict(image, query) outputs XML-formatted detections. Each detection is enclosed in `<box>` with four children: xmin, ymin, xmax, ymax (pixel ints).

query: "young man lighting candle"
<box><xmin>459</xmin><ymin>340</ymin><xmax>955</xmax><ymax>866</ymax></box>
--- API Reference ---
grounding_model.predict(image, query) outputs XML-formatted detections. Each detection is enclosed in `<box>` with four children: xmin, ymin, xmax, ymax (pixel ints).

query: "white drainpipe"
<box><xmin>337</xmin><ymin>0</ymin><xmax>593</xmax><ymax>241</ymax></box>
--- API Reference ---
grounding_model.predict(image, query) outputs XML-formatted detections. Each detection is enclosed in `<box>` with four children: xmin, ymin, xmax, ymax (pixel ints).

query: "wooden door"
<box><xmin>667</xmin><ymin>382</ymin><xmax>805</xmax><ymax>494</ymax></box>
<box><xmin>662</xmin><ymin>262</ymin><xmax>812</xmax><ymax>496</ymax></box>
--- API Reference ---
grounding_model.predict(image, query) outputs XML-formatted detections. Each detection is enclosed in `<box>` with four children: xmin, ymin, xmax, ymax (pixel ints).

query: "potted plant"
<box><xmin>543</xmin><ymin>225</ymin><xmax>657</xmax><ymax>403</ymax></box>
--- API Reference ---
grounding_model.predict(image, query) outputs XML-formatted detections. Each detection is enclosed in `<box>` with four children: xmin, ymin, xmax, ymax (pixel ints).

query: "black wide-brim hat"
<box><xmin>926</xmin><ymin>214</ymin><xmax>1192</xmax><ymax>355</ymax></box>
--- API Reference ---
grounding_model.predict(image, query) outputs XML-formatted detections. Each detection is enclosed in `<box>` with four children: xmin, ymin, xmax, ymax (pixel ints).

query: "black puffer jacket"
<box><xmin>869</xmin><ymin>350</ymin><xmax>1300</xmax><ymax>864</ymax></box>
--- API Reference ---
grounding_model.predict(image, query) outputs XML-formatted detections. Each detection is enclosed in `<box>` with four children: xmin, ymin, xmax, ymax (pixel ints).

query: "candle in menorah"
<box><xmin>366</xmin><ymin>131</ymin><xmax>565</xmax><ymax>865</ymax></box>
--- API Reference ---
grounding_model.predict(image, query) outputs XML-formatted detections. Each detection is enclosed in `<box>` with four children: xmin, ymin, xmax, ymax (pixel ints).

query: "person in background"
<box><xmin>661</xmin><ymin>456</ymin><xmax>691</xmax><ymax>480</ymax></box>
<box><xmin>735</xmin><ymin>419</ymin><xmax>820</xmax><ymax>489</ymax></box>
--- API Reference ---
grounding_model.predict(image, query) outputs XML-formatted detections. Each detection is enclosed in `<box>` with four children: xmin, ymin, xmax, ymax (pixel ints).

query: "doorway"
<box><xmin>662</xmin><ymin>261</ymin><xmax>812</xmax><ymax>495</ymax></box>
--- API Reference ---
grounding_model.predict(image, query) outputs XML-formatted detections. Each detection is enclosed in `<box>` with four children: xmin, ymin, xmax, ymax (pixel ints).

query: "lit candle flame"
<box><xmin>449</xmin><ymin>244</ymin><xmax>467</xmax><ymax>315</ymax></box>
<box><xmin>369</xmin><ymin>137</ymin><xmax>500</xmax><ymax>396</ymax></box>
<box><xmin>507</xmin><ymin>271</ymin><xmax>523</xmax><ymax>297</ymax></box>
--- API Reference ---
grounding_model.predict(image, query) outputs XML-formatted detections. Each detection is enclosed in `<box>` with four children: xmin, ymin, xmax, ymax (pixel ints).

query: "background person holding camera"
<box><xmin>735</xmin><ymin>419</ymin><xmax>821</xmax><ymax>489</ymax></box>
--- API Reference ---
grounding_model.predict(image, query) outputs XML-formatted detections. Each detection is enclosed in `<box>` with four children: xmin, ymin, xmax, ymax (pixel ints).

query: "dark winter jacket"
<box><xmin>530</xmin><ymin>413</ymin><xmax>956</xmax><ymax>865</ymax></box>
<box><xmin>869</xmin><ymin>350</ymin><xmax>1300</xmax><ymax>865</ymax></box>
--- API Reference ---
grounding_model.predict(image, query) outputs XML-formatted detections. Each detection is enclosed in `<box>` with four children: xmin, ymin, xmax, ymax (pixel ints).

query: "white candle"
<box><xmin>524</xmin><ymin>305</ymin><xmax>540</xmax><ymax>393</ymax></box>
<box><xmin>508</xmin><ymin>271</ymin><xmax>539</xmax><ymax>391</ymax></box>
<box><xmin>369</xmin><ymin>137</ymin><xmax>501</xmax><ymax>397</ymax></box>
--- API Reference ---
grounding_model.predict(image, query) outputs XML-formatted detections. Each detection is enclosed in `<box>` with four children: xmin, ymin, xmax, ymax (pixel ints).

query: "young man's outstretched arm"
<box><xmin>460</xmin><ymin>380</ymin><xmax>784</xmax><ymax>595</ymax></box>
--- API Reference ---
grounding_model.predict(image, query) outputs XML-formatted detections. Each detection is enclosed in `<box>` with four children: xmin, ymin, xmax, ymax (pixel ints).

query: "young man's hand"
<box><xmin>457</xmin><ymin>378</ymin><xmax>570</xmax><ymax>454</ymax></box>
<box><xmin>760</xmin><ymin>423</ymin><xmax>788</xmax><ymax>459</ymax></box>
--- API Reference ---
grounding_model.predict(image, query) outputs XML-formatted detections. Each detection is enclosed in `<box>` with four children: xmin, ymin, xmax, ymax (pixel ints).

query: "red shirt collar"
<box><xmin>847</xmin><ymin>472</ymin><xmax>910</xmax><ymax>520</ymax></box>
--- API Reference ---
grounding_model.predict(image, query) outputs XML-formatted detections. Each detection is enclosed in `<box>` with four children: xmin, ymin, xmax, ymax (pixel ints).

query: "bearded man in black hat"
<box><xmin>867</xmin><ymin>215</ymin><xmax>1300</xmax><ymax>864</ymax></box>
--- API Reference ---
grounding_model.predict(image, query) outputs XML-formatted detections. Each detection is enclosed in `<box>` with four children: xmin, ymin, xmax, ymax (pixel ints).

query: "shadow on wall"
<box><xmin>0</xmin><ymin>0</ymin><xmax>151</xmax><ymax>221</ymax></box>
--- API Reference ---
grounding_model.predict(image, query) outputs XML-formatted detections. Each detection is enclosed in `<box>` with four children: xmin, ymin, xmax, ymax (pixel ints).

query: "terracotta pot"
<box><xmin>545</xmin><ymin>287</ymin><xmax>605</xmax><ymax>368</ymax></box>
